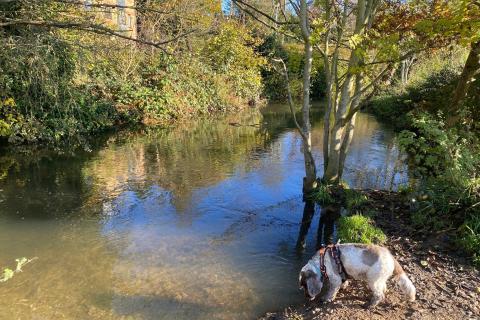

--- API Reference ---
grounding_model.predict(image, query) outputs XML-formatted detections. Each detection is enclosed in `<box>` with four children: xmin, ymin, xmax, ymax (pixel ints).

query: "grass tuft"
<box><xmin>338</xmin><ymin>214</ymin><xmax>386</xmax><ymax>244</ymax></box>
<box><xmin>309</xmin><ymin>183</ymin><xmax>336</xmax><ymax>205</ymax></box>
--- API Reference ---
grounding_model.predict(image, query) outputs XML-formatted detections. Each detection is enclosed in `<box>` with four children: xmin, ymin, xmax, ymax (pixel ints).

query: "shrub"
<box><xmin>367</xmin><ymin>48</ymin><xmax>480</xmax><ymax>265</ymax></box>
<box><xmin>0</xmin><ymin>19</ymin><xmax>266</xmax><ymax>146</ymax></box>
<box><xmin>366</xmin><ymin>49</ymin><xmax>466</xmax><ymax>130</ymax></box>
<box><xmin>398</xmin><ymin>112</ymin><xmax>480</xmax><ymax>222</ymax></box>
<box><xmin>337</xmin><ymin>214</ymin><xmax>386</xmax><ymax>244</ymax></box>
<box><xmin>203</xmin><ymin>21</ymin><xmax>266</xmax><ymax>102</ymax></box>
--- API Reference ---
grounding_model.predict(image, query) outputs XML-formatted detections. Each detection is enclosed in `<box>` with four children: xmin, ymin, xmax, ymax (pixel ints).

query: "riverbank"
<box><xmin>260</xmin><ymin>190</ymin><xmax>480</xmax><ymax>320</ymax></box>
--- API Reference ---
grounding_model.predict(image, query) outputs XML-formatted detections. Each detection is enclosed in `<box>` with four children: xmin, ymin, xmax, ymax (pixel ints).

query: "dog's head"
<box><xmin>298</xmin><ymin>262</ymin><xmax>323</xmax><ymax>300</ymax></box>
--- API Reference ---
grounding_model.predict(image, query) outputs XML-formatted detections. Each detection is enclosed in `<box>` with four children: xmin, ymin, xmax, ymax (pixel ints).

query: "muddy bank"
<box><xmin>260</xmin><ymin>190</ymin><xmax>480</xmax><ymax>320</ymax></box>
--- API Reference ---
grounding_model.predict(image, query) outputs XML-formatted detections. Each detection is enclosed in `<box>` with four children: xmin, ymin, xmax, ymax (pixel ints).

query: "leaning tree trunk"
<box><xmin>447</xmin><ymin>40</ymin><xmax>480</xmax><ymax>127</ymax></box>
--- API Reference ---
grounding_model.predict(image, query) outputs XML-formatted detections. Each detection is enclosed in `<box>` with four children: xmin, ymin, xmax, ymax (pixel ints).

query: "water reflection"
<box><xmin>296</xmin><ymin>201</ymin><xmax>342</xmax><ymax>252</ymax></box>
<box><xmin>0</xmin><ymin>104</ymin><xmax>408</xmax><ymax>319</ymax></box>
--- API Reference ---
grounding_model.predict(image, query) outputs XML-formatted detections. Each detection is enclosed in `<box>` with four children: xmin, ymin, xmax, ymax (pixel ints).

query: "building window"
<box><xmin>117</xmin><ymin>0</ymin><xmax>127</xmax><ymax>30</ymax></box>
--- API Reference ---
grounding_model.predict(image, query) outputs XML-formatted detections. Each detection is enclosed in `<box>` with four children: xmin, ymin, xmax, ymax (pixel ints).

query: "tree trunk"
<box><xmin>338</xmin><ymin>112</ymin><xmax>357</xmax><ymax>180</ymax></box>
<box><xmin>323</xmin><ymin>76</ymin><xmax>353</xmax><ymax>183</ymax></box>
<box><xmin>301</xmin><ymin>44</ymin><xmax>317</xmax><ymax>192</ymax></box>
<box><xmin>322</xmin><ymin>0</ymin><xmax>370</xmax><ymax>184</ymax></box>
<box><xmin>448</xmin><ymin>40</ymin><xmax>480</xmax><ymax>126</ymax></box>
<box><xmin>338</xmin><ymin>75</ymin><xmax>362</xmax><ymax>179</ymax></box>
<box><xmin>300</xmin><ymin>0</ymin><xmax>317</xmax><ymax>193</ymax></box>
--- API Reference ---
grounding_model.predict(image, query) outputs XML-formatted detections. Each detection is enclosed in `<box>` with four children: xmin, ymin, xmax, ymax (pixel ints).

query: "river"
<box><xmin>0</xmin><ymin>104</ymin><xmax>407</xmax><ymax>319</ymax></box>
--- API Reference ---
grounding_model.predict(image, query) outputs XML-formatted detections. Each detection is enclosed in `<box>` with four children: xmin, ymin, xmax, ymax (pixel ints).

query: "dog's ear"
<box><xmin>299</xmin><ymin>269</ymin><xmax>323</xmax><ymax>300</ymax></box>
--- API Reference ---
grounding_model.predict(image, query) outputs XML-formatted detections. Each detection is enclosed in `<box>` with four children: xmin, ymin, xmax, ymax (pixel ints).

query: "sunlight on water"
<box><xmin>0</xmin><ymin>105</ymin><xmax>408</xmax><ymax>319</ymax></box>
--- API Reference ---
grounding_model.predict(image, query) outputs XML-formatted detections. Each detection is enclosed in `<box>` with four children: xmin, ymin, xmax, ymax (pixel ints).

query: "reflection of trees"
<box><xmin>296</xmin><ymin>200</ymin><xmax>341</xmax><ymax>252</ymax></box>
<box><xmin>0</xmin><ymin>108</ymin><xmax>299</xmax><ymax>219</ymax></box>
<box><xmin>0</xmin><ymin>149</ymin><xmax>100</xmax><ymax>218</ymax></box>
<box><xmin>82</xmin><ymin>110</ymin><xmax>284</xmax><ymax>212</ymax></box>
<box><xmin>0</xmin><ymin>106</ymin><xmax>408</xmax><ymax>220</ymax></box>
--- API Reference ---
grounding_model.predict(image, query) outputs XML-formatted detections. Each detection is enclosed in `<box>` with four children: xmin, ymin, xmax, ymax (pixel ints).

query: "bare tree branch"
<box><xmin>232</xmin><ymin>0</ymin><xmax>293</xmax><ymax>25</ymax></box>
<box><xmin>231</xmin><ymin>1</ymin><xmax>300</xmax><ymax>41</ymax></box>
<box><xmin>0</xmin><ymin>19</ymin><xmax>197</xmax><ymax>53</ymax></box>
<box><xmin>272</xmin><ymin>58</ymin><xmax>308</xmax><ymax>142</ymax></box>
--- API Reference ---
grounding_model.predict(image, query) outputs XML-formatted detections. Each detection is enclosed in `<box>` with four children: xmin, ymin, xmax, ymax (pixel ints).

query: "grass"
<box><xmin>459</xmin><ymin>214</ymin><xmax>480</xmax><ymax>267</ymax></box>
<box><xmin>310</xmin><ymin>184</ymin><xmax>387</xmax><ymax>245</ymax></box>
<box><xmin>345</xmin><ymin>189</ymin><xmax>368</xmax><ymax>212</ymax></box>
<box><xmin>337</xmin><ymin>214</ymin><xmax>387</xmax><ymax>245</ymax></box>
<box><xmin>309</xmin><ymin>182</ymin><xmax>336</xmax><ymax>205</ymax></box>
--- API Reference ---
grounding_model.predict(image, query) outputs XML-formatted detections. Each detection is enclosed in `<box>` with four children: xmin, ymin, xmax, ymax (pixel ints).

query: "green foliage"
<box><xmin>345</xmin><ymin>189</ymin><xmax>368</xmax><ymax>213</ymax></box>
<box><xmin>0</xmin><ymin>32</ymin><xmax>119</xmax><ymax>145</ymax></box>
<box><xmin>368</xmin><ymin>47</ymin><xmax>480</xmax><ymax>264</ymax></box>
<box><xmin>0</xmin><ymin>98</ymin><xmax>21</xmax><ymax>137</ymax></box>
<box><xmin>398</xmin><ymin>113</ymin><xmax>459</xmax><ymax>176</ymax></box>
<box><xmin>310</xmin><ymin>182</ymin><xmax>336</xmax><ymax>205</ymax></box>
<box><xmin>337</xmin><ymin>214</ymin><xmax>387</xmax><ymax>244</ymax></box>
<box><xmin>459</xmin><ymin>215</ymin><xmax>480</xmax><ymax>267</ymax></box>
<box><xmin>1</xmin><ymin>257</ymin><xmax>36</xmax><ymax>283</ymax></box>
<box><xmin>204</xmin><ymin>21</ymin><xmax>266</xmax><ymax>101</ymax></box>
<box><xmin>367</xmin><ymin>49</ymin><xmax>467</xmax><ymax>130</ymax></box>
<box><xmin>398</xmin><ymin>112</ymin><xmax>480</xmax><ymax>234</ymax></box>
<box><xmin>0</xmin><ymin>18</ymin><xmax>266</xmax><ymax>146</ymax></box>
<box><xmin>259</xmin><ymin>38</ymin><xmax>326</xmax><ymax>101</ymax></box>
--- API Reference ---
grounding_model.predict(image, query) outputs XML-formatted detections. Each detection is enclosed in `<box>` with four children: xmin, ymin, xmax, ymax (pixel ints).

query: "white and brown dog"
<box><xmin>299</xmin><ymin>243</ymin><xmax>416</xmax><ymax>307</ymax></box>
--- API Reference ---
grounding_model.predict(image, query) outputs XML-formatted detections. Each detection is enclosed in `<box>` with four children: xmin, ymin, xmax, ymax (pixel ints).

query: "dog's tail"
<box><xmin>393</xmin><ymin>259</ymin><xmax>416</xmax><ymax>302</ymax></box>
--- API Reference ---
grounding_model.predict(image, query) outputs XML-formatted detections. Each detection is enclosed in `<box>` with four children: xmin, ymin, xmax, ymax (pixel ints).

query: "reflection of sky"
<box><xmin>98</xmin><ymin>113</ymin><xmax>408</xmax><ymax>318</ymax></box>
<box><xmin>101</xmin><ymin>113</ymin><xmax>407</xmax><ymax>240</ymax></box>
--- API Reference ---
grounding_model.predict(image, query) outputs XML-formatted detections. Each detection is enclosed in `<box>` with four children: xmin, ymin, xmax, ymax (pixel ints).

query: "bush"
<box><xmin>366</xmin><ymin>49</ymin><xmax>466</xmax><ymax>130</ymax></box>
<box><xmin>259</xmin><ymin>38</ymin><xmax>326</xmax><ymax>101</ymax></box>
<box><xmin>0</xmin><ymin>19</ymin><xmax>266</xmax><ymax>146</ymax></box>
<box><xmin>337</xmin><ymin>214</ymin><xmax>386</xmax><ymax>244</ymax></box>
<box><xmin>398</xmin><ymin>112</ymin><xmax>480</xmax><ymax>221</ymax></box>
<box><xmin>203</xmin><ymin>21</ymin><xmax>266</xmax><ymax>102</ymax></box>
<box><xmin>367</xmin><ymin>48</ymin><xmax>480</xmax><ymax>265</ymax></box>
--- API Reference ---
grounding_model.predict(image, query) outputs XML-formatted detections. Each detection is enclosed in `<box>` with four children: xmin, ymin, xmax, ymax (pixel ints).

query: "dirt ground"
<box><xmin>260</xmin><ymin>191</ymin><xmax>480</xmax><ymax>320</ymax></box>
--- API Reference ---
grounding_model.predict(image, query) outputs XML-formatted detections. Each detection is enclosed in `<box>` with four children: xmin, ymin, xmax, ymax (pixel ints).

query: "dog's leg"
<box><xmin>365</xmin><ymin>278</ymin><xmax>387</xmax><ymax>308</ymax></box>
<box><xmin>322</xmin><ymin>274</ymin><xmax>342</xmax><ymax>302</ymax></box>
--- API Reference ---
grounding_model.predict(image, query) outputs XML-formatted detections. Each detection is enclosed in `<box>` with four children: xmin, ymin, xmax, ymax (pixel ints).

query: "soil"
<box><xmin>260</xmin><ymin>190</ymin><xmax>480</xmax><ymax>320</ymax></box>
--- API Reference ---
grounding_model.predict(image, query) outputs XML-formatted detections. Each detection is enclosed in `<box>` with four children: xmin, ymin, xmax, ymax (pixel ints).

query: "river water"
<box><xmin>0</xmin><ymin>104</ymin><xmax>407</xmax><ymax>319</ymax></box>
